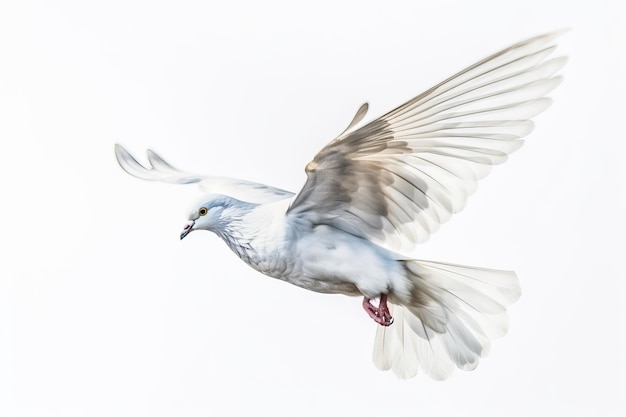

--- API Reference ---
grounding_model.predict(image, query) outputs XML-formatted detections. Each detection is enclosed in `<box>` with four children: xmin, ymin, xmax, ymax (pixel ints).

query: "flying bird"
<box><xmin>115</xmin><ymin>32</ymin><xmax>566</xmax><ymax>380</ymax></box>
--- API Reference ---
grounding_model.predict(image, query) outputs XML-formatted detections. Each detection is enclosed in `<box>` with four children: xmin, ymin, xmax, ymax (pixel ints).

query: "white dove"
<box><xmin>115</xmin><ymin>31</ymin><xmax>566</xmax><ymax>380</ymax></box>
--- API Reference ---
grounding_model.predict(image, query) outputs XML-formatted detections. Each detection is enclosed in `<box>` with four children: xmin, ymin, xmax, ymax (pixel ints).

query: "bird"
<box><xmin>115</xmin><ymin>31</ymin><xmax>566</xmax><ymax>380</ymax></box>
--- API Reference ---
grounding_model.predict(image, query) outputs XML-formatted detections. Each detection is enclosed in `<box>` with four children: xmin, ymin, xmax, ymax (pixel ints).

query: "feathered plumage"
<box><xmin>116</xmin><ymin>31</ymin><xmax>566</xmax><ymax>379</ymax></box>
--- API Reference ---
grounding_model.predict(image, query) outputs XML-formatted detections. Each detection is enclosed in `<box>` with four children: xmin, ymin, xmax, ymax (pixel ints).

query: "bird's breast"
<box><xmin>224</xmin><ymin>200</ymin><xmax>297</xmax><ymax>279</ymax></box>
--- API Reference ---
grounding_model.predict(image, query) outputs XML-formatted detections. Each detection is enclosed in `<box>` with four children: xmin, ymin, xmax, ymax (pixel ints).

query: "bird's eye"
<box><xmin>199</xmin><ymin>207</ymin><xmax>208</xmax><ymax>216</ymax></box>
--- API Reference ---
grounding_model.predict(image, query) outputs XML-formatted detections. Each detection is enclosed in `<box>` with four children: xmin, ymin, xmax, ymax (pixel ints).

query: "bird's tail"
<box><xmin>373</xmin><ymin>260</ymin><xmax>521</xmax><ymax>380</ymax></box>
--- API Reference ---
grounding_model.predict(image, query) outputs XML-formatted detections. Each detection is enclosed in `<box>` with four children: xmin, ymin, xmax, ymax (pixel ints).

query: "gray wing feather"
<box><xmin>337</xmin><ymin>102</ymin><xmax>370</xmax><ymax>137</ymax></box>
<box><xmin>288</xmin><ymin>31</ymin><xmax>567</xmax><ymax>253</ymax></box>
<box><xmin>115</xmin><ymin>144</ymin><xmax>294</xmax><ymax>204</ymax></box>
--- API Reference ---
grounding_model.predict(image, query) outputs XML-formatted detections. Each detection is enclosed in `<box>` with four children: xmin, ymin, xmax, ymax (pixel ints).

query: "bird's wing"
<box><xmin>114</xmin><ymin>144</ymin><xmax>295</xmax><ymax>204</ymax></box>
<box><xmin>287</xmin><ymin>31</ymin><xmax>567</xmax><ymax>253</ymax></box>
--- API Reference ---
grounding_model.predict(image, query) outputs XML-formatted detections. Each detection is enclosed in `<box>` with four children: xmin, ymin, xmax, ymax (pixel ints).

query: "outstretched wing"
<box><xmin>287</xmin><ymin>31</ymin><xmax>567</xmax><ymax>254</ymax></box>
<box><xmin>115</xmin><ymin>144</ymin><xmax>295</xmax><ymax>204</ymax></box>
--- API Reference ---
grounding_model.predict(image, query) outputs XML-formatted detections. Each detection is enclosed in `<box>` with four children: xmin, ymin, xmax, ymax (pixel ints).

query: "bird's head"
<box><xmin>180</xmin><ymin>194</ymin><xmax>255</xmax><ymax>240</ymax></box>
<box><xmin>180</xmin><ymin>194</ymin><xmax>233</xmax><ymax>240</ymax></box>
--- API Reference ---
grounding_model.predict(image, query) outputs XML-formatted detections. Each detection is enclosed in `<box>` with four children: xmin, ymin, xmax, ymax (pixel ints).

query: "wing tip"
<box><xmin>114</xmin><ymin>143</ymin><xmax>158</xmax><ymax>181</ymax></box>
<box><xmin>114</xmin><ymin>143</ymin><xmax>128</xmax><ymax>164</ymax></box>
<box><xmin>146</xmin><ymin>148</ymin><xmax>180</xmax><ymax>172</ymax></box>
<box><xmin>520</xmin><ymin>28</ymin><xmax>570</xmax><ymax>48</ymax></box>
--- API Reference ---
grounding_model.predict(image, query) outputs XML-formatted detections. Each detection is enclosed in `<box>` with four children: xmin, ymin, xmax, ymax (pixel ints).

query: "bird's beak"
<box><xmin>180</xmin><ymin>220</ymin><xmax>195</xmax><ymax>240</ymax></box>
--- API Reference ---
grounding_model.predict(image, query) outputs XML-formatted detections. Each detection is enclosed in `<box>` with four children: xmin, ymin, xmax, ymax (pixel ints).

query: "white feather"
<box><xmin>373</xmin><ymin>260</ymin><xmax>520</xmax><ymax>379</ymax></box>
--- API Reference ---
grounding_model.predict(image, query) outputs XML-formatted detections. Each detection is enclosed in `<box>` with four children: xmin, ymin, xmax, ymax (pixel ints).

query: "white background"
<box><xmin>1</xmin><ymin>1</ymin><xmax>624</xmax><ymax>416</ymax></box>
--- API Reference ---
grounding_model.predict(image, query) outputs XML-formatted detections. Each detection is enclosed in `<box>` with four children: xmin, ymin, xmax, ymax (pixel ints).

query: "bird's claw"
<box><xmin>362</xmin><ymin>294</ymin><xmax>394</xmax><ymax>326</ymax></box>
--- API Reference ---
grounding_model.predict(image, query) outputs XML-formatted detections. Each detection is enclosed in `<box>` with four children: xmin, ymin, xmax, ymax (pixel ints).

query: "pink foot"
<box><xmin>362</xmin><ymin>294</ymin><xmax>394</xmax><ymax>326</ymax></box>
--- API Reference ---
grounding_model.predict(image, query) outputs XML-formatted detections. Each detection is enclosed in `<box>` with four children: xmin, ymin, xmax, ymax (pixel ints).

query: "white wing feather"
<box><xmin>114</xmin><ymin>144</ymin><xmax>294</xmax><ymax>204</ymax></box>
<box><xmin>288</xmin><ymin>31</ymin><xmax>567</xmax><ymax>254</ymax></box>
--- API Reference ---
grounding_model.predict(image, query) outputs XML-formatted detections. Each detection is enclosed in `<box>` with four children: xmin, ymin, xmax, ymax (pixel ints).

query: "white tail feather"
<box><xmin>373</xmin><ymin>260</ymin><xmax>521</xmax><ymax>379</ymax></box>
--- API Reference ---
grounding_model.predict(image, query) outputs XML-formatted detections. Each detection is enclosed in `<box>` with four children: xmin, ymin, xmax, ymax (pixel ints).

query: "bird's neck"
<box><xmin>215</xmin><ymin>199</ymin><xmax>292</xmax><ymax>270</ymax></box>
<box><xmin>213</xmin><ymin>204</ymin><xmax>256</xmax><ymax>262</ymax></box>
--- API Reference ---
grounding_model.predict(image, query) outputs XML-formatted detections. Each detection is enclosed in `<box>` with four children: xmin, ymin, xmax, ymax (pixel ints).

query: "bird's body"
<box><xmin>184</xmin><ymin>194</ymin><xmax>390</xmax><ymax>296</ymax></box>
<box><xmin>215</xmin><ymin>196</ymin><xmax>402</xmax><ymax>297</ymax></box>
<box><xmin>116</xmin><ymin>31</ymin><xmax>566</xmax><ymax>379</ymax></box>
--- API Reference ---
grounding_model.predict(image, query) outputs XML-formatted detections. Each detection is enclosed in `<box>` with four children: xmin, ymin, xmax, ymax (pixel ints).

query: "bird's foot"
<box><xmin>362</xmin><ymin>294</ymin><xmax>394</xmax><ymax>326</ymax></box>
